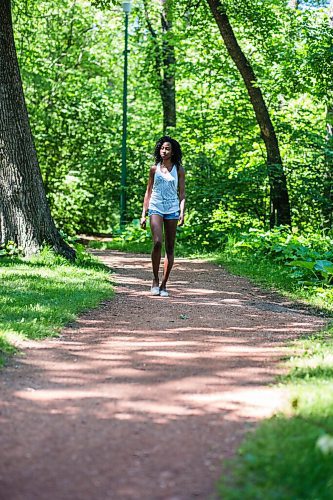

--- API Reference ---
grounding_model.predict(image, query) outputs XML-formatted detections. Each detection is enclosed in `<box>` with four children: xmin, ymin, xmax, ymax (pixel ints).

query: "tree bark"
<box><xmin>206</xmin><ymin>0</ymin><xmax>292</xmax><ymax>227</ymax></box>
<box><xmin>144</xmin><ymin>0</ymin><xmax>176</xmax><ymax>133</ymax></box>
<box><xmin>0</xmin><ymin>0</ymin><xmax>75</xmax><ymax>258</ymax></box>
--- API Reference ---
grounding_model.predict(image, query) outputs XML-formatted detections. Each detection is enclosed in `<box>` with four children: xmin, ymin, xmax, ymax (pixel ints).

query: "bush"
<box><xmin>230</xmin><ymin>227</ymin><xmax>333</xmax><ymax>287</ymax></box>
<box><xmin>176</xmin><ymin>208</ymin><xmax>262</xmax><ymax>250</ymax></box>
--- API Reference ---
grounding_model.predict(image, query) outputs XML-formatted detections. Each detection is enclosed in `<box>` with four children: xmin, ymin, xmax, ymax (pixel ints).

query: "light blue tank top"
<box><xmin>148</xmin><ymin>163</ymin><xmax>179</xmax><ymax>214</ymax></box>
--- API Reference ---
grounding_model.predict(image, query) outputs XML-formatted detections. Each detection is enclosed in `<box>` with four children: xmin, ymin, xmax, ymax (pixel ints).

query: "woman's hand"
<box><xmin>140</xmin><ymin>216</ymin><xmax>147</xmax><ymax>229</ymax></box>
<box><xmin>178</xmin><ymin>213</ymin><xmax>185</xmax><ymax>227</ymax></box>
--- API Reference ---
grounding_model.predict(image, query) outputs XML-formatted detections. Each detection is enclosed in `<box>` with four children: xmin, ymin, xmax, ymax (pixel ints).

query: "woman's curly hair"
<box><xmin>154</xmin><ymin>136</ymin><xmax>182</xmax><ymax>170</ymax></box>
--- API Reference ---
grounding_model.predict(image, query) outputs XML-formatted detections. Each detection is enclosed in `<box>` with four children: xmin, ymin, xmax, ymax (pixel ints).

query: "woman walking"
<box><xmin>140</xmin><ymin>136</ymin><xmax>186</xmax><ymax>297</ymax></box>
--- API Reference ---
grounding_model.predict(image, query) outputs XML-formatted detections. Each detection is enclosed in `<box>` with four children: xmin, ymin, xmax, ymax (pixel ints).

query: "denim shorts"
<box><xmin>148</xmin><ymin>209</ymin><xmax>180</xmax><ymax>220</ymax></box>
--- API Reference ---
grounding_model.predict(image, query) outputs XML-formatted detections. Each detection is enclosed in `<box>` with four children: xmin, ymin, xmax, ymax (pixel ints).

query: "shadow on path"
<box><xmin>0</xmin><ymin>251</ymin><xmax>327</xmax><ymax>500</ymax></box>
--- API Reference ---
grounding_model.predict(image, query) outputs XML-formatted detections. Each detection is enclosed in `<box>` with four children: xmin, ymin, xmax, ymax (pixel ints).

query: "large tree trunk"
<box><xmin>206</xmin><ymin>0</ymin><xmax>292</xmax><ymax>227</ymax></box>
<box><xmin>0</xmin><ymin>0</ymin><xmax>75</xmax><ymax>259</ymax></box>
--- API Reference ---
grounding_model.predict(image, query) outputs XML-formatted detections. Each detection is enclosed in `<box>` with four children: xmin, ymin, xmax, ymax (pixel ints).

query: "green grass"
<box><xmin>0</xmin><ymin>248</ymin><xmax>113</xmax><ymax>366</ymax></box>
<box><xmin>218</xmin><ymin>411</ymin><xmax>333</xmax><ymax>499</ymax></box>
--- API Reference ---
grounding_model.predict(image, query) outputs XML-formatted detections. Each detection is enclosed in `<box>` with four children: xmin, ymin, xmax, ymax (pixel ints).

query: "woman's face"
<box><xmin>160</xmin><ymin>142</ymin><xmax>172</xmax><ymax>161</ymax></box>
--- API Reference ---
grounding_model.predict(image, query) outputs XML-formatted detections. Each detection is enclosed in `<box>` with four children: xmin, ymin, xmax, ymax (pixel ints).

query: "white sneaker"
<box><xmin>151</xmin><ymin>286</ymin><xmax>160</xmax><ymax>296</ymax></box>
<box><xmin>159</xmin><ymin>289</ymin><xmax>169</xmax><ymax>297</ymax></box>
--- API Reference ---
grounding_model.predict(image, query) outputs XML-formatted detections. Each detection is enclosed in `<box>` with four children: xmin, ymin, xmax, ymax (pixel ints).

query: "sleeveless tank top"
<box><xmin>148</xmin><ymin>163</ymin><xmax>179</xmax><ymax>214</ymax></box>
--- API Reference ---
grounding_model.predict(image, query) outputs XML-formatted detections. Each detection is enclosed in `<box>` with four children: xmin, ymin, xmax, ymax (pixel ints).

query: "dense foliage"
<box><xmin>12</xmin><ymin>0</ymin><xmax>333</xmax><ymax>237</ymax></box>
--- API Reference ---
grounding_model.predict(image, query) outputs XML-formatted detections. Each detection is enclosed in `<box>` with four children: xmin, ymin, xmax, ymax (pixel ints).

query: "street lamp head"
<box><xmin>122</xmin><ymin>0</ymin><xmax>132</xmax><ymax>13</ymax></box>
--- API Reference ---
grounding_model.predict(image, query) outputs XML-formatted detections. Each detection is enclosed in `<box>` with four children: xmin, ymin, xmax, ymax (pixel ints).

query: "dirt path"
<box><xmin>0</xmin><ymin>251</ymin><xmax>327</xmax><ymax>500</ymax></box>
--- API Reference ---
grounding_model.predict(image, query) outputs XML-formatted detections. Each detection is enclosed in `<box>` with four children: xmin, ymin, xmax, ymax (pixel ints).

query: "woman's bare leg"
<box><xmin>160</xmin><ymin>219</ymin><xmax>178</xmax><ymax>291</ymax></box>
<box><xmin>150</xmin><ymin>214</ymin><xmax>164</xmax><ymax>287</ymax></box>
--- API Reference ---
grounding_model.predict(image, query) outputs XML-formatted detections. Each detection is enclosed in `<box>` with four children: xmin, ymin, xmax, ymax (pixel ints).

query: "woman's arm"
<box><xmin>178</xmin><ymin>166</ymin><xmax>186</xmax><ymax>226</ymax></box>
<box><xmin>140</xmin><ymin>165</ymin><xmax>156</xmax><ymax>228</ymax></box>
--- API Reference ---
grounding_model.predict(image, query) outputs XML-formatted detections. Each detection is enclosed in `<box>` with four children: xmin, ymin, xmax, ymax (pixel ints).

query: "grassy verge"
<box><xmin>211</xmin><ymin>251</ymin><xmax>333</xmax><ymax>315</ymax></box>
<box><xmin>0</xmin><ymin>248</ymin><xmax>113</xmax><ymax>367</ymax></box>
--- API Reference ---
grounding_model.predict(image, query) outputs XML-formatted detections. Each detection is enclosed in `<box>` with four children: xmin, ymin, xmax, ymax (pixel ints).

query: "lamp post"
<box><xmin>120</xmin><ymin>0</ymin><xmax>132</xmax><ymax>229</ymax></box>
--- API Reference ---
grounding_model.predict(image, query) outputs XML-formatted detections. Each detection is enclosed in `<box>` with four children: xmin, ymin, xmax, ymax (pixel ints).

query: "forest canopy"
<box><xmin>11</xmin><ymin>0</ymin><xmax>333</xmax><ymax>241</ymax></box>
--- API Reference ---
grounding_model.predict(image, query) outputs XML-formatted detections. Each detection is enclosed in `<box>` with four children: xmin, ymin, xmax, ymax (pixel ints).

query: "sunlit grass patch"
<box><xmin>0</xmin><ymin>250</ymin><xmax>113</xmax><ymax>366</ymax></box>
<box><xmin>0</xmin><ymin>336</ymin><xmax>18</xmax><ymax>366</ymax></box>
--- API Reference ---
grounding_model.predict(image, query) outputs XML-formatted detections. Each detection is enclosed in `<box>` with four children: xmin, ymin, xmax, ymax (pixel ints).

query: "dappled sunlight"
<box><xmin>170</xmin><ymin>299</ymin><xmax>244</xmax><ymax>307</ymax></box>
<box><xmin>115</xmin><ymin>275</ymin><xmax>150</xmax><ymax>286</ymax></box>
<box><xmin>1</xmin><ymin>251</ymin><xmax>327</xmax><ymax>500</ymax></box>
<box><xmin>173</xmin><ymin>288</ymin><xmax>243</xmax><ymax>296</ymax></box>
<box><xmin>10</xmin><ymin>319</ymin><xmax>300</xmax><ymax>424</ymax></box>
<box><xmin>13</xmin><ymin>357</ymin><xmax>284</xmax><ymax>421</ymax></box>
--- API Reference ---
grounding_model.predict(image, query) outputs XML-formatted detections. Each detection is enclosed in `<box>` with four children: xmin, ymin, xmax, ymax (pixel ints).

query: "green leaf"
<box><xmin>314</xmin><ymin>260</ymin><xmax>333</xmax><ymax>275</ymax></box>
<box><xmin>287</xmin><ymin>260</ymin><xmax>315</xmax><ymax>270</ymax></box>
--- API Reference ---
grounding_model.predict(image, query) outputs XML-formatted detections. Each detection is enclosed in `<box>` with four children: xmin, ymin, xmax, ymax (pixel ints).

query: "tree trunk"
<box><xmin>0</xmin><ymin>0</ymin><xmax>75</xmax><ymax>259</ymax></box>
<box><xmin>160</xmin><ymin>0</ymin><xmax>176</xmax><ymax>132</ymax></box>
<box><xmin>322</xmin><ymin>0</ymin><xmax>333</xmax><ymax>227</ymax></box>
<box><xmin>144</xmin><ymin>0</ymin><xmax>176</xmax><ymax>133</ymax></box>
<box><xmin>206</xmin><ymin>0</ymin><xmax>292</xmax><ymax>227</ymax></box>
